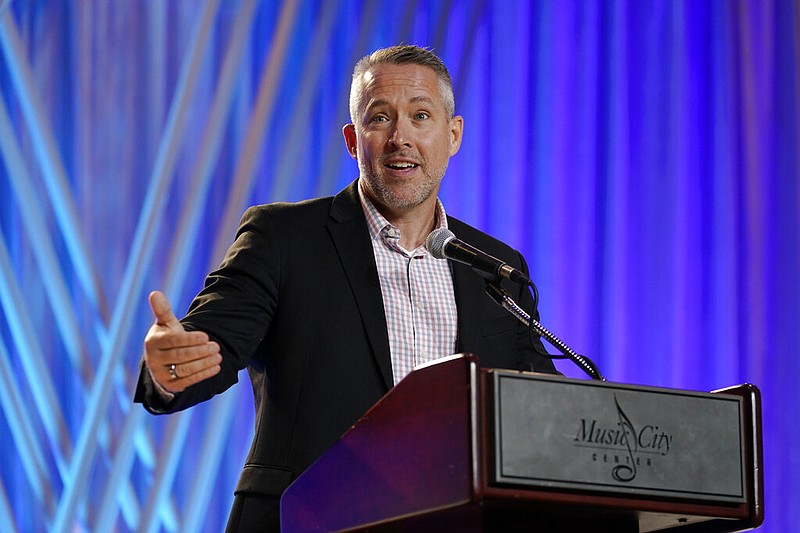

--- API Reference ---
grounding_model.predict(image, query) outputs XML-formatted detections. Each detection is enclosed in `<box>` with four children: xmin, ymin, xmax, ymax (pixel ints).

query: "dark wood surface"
<box><xmin>281</xmin><ymin>355</ymin><xmax>480</xmax><ymax>532</ymax></box>
<box><xmin>281</xmin><ymin>355</ymin><xmax>763</xmax><ymax>533</ymax></box>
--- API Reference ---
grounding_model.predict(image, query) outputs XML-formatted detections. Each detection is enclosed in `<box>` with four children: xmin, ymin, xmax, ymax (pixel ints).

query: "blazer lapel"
<box><xmin>452</xmin><ymin>261</ymin><xmax>486</xmax><ymax>355</ymax></box>
<box><xmin>327</xmin><ymin>181</ymin><xmax>394</xmax><ymax>390</ymax></box>
<box><xmin>448</xmin><ymin>218</ymin><xmax>490</xmax><ymax>356</ymax></box>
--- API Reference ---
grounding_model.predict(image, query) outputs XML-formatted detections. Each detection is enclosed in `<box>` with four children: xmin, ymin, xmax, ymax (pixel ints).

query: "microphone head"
<box><xmin>425</xmin><ymin>228</ymin><xmax>455</xmax><ymax>259</ymax></box>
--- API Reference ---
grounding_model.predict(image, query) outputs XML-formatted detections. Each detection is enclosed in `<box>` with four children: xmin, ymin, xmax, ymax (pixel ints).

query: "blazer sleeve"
<box><xmin>134</xmin><ymin>205</ymin><xmax>280</xmax><ymax>413</ymax></box>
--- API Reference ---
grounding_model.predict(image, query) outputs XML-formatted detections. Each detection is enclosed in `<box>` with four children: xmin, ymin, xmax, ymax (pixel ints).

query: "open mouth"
<box><xmin>384</xmin><ymin>161</ymin><xmax>419</xmax><ymax>171</ymax></box>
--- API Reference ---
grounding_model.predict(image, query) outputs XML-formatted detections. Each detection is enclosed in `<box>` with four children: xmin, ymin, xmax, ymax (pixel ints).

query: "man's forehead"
<box><xmin>361</xmin><ymin>65</ymin><xmax>440</xmax><ymax>99</ymax></box>
<box><xmin>362</xmin><ymin>63</ymin><xmax>437</xmax><ymax>85</ymax></box>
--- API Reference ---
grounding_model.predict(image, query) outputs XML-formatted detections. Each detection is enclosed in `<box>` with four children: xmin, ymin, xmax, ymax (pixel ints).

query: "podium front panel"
<box><xmin>491</xmin><ymin>372</ymin><xmax>746</xmax><ymax>504</ymax></box>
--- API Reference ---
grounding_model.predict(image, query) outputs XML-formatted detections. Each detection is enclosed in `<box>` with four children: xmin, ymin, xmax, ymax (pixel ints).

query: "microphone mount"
<box><xmin>484</xmin><ymin>282</ymin><xmax>606</xmax><ymax>382</ymax></box>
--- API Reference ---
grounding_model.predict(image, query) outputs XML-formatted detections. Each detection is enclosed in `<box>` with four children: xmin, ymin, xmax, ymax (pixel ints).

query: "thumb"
<box><xmin>149</xmin><ymin>290</ymin><xmax>182</xmax><ymax>330</ymax></box>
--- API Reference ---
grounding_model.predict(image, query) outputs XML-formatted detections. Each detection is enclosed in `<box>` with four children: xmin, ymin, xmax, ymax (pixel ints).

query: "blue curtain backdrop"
<box><xmin>0</xmin><ymin>0</ymin><xmax>797</xmax><ymax>531</ymax></box>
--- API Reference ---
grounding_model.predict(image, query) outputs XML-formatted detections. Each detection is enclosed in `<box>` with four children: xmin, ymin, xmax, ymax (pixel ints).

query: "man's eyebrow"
<box><xmin>402</xmin><ymin>95</ymin><xmax>437</xmax><ymax>110</ymax></box>
<box><xmin>366</xmin><ymin>95</ymin><xmax>436</xmax><ymax>109</ymax></box>
<box><xmin>365</xmin><ymin>99</ymin><xmax>389</xmax><ymax>110</ymax></box>
<box><xmin>410</xmin><ymin>95</ymin><xmax>435</xmax><ymax>105</ymax></box>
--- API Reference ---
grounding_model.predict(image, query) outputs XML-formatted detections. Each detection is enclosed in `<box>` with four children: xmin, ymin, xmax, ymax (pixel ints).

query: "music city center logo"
<box><xmin>573</xmin><ymin>395</ymin><xmax>673</xmax><ymax>482</ymax></box>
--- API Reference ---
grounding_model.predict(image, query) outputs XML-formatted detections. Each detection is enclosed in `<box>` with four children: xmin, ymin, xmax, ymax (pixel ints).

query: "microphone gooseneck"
<box><xmin>425</xmin><ymin>228</ymin><xmax>606</xmax><ymax>381</ymax></box>
<box><xmin>484</xmin><ymin>282</ymin><xmax>606</xmax><ymax>381</ymax></box>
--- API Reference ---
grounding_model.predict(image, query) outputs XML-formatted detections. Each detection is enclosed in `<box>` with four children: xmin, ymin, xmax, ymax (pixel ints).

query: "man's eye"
<box><xmin>370</xmin><ymin>115</ymin><xmax>388</xmax><ymax>123</ymax></box>
<box><xmin>414</xmin><ymin>112</ymin><xmax>430</xmax><ymax>120</ymax></box>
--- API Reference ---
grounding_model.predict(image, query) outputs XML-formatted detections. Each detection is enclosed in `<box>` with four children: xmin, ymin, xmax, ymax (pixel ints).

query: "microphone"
<box><xmin>425</xmin><ymin>228</ymin><xmax>530</xmax><ymax>285</ymax></box>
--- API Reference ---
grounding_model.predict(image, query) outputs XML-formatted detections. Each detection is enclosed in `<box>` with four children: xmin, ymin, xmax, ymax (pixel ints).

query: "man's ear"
<box><xmin>342</xmin><ymin>124</ymin><xmax>358</xmax><ymax>159</ymax></box>
<box><xmin>448</xmin><ymin>115</ymin><xmax>464</xmax><ymax>157</ymax></box>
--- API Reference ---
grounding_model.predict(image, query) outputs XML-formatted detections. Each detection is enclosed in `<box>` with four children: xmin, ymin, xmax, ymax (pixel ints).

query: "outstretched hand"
<box><xmin>143</xmin><ymin>290</ymin><xmax>222</xmax><ymax>393</ymax></box>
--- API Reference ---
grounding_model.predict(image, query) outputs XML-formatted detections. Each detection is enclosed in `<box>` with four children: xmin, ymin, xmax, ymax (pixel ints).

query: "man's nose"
<box><xmin>388</xmin><ymin>118</ymin><xmax>413</xmax><ymax>148</ymax></box>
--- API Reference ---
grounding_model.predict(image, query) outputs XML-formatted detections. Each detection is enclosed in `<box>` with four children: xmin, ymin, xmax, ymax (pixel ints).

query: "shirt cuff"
<box><xmin>148</xmin><ymin>365</ymin><xmax>176</xmax><ymax>401</ymax></box>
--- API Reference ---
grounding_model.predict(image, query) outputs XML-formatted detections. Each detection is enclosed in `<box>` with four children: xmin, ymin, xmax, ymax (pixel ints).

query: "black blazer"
<box><xmin>134</xmin><ymin>179</ymin><xmax>555</xmax><ymax>500</ymax></box>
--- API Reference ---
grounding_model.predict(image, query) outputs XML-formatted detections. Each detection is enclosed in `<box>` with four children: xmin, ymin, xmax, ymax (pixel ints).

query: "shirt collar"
<box><xmin>357</xmin><ymin>180</ymin><xmax>449</xmax><ymax>248</ymax></box>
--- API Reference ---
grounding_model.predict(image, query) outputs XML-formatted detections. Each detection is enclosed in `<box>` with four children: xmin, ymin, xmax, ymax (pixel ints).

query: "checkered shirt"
<box><xmin>359</xmin><ymin>185</ymin><xmax>459</xmax><ymax>384</ymax></box>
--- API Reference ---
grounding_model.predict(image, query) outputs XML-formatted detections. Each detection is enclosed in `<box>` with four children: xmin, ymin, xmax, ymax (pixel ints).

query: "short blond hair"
<box><xmin>349</xmin><ymin>45</ymin><xmax>455</xmax><ymax>122</ymax></box>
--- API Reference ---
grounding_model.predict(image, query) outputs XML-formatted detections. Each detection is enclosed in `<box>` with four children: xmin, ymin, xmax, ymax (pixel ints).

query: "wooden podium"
<box><xmin>281</xmin><ymin>355</ymin><xmax>763</xmax><ymax>532</ymax></box>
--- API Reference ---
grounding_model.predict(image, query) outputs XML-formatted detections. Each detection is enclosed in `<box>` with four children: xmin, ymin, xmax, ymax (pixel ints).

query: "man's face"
<box><xmin>343</xmin><ymin>63</ymin><xmax>463</xmax><ymax>216</ymax></box>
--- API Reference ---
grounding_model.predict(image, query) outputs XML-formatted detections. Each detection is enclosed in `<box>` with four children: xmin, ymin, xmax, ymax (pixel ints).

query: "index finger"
<box><xmin>148</xmin><ymin>329</ymin><xmax>210</xmax><ymax>350</ymax></box>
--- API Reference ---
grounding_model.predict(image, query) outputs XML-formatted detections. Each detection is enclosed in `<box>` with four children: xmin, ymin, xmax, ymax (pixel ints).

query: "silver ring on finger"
<box><xmin>168</xmin><ymin>363</ymin><xmax>179</xmax><ymax>380</ymax></box>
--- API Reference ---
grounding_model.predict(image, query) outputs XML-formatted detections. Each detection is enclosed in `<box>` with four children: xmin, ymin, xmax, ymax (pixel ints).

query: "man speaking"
<box><xmin>135</xmin><ymin>44</ymin><xmax>556</xmax><ymax>532</ymax></box>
